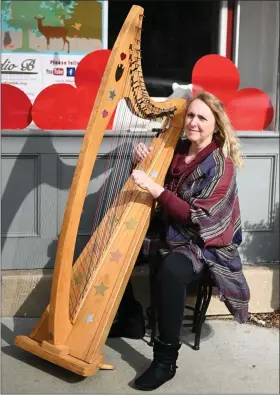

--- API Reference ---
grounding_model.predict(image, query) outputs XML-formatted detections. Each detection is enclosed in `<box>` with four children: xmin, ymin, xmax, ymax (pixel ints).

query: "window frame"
<box><xmin>102</xmin><ymin>0</ymin><xmax>109</xmax><ymax>49</ymax></box>
<box><xmin>231</xmin><ymin>0</ymin><xmax>279</xmax><ymax>134</ymax></box>
<box><xmin>218</xmin><ymin>0</ymin><xmax>229</xmax><ymax>56</ymax></box>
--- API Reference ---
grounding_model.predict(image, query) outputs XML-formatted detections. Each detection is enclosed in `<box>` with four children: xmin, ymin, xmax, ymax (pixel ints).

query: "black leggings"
<box><xmin>120</xmin><ymin>252</ymin><xmax>204</xmax><ymax>344</ymax></box>
<box><xmin>152</xmin><ymin>252</ymin><xmax>204</xmax><ymax>344</ymax></box>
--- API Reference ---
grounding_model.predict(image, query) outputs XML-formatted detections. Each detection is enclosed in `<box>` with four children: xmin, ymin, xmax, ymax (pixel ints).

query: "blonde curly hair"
<box><xmin>186</xmin><ymin>91</ymin><xmax>244</xmax><ymax>168</ymax></box>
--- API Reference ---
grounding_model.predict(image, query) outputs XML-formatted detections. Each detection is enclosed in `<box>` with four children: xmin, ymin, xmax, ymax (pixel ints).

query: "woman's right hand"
<box><xmin>132</xmin><ymin>143</ymin><xmax>153</xmax><ymax>164</ymax></box>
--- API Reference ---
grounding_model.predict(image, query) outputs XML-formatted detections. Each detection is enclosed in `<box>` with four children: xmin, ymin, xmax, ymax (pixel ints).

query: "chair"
<box><xmin>146</xmin><ymin>263</ymin><xmax>214</xmax><ymax>350</ymax></box>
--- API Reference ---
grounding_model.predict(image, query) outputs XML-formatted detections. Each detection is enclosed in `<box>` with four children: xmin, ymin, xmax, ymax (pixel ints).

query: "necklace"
<box><xmin>168</xmin><ymin>171</ymin><xmax>190</xmax><ymax>196</ymax></box>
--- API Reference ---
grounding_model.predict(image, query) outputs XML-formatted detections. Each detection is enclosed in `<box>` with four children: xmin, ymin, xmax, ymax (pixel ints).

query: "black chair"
<box><xmin>146</xmin><ymin>263</ymin><xmax>214</xmax><ymax>351</ymax></box>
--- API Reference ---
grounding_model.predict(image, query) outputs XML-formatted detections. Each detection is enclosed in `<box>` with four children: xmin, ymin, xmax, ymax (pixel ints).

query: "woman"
<box><xmin>110</xmin><ymin>91</ymin><xmax>250</xmax><ymax>391</ymax></box>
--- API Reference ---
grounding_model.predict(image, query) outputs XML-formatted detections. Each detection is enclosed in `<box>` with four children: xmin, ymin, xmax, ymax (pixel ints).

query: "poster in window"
<box><xmin>1</xmin><ymin>0</ymin><xmax>107</xmax><ymax>107</ymax></box>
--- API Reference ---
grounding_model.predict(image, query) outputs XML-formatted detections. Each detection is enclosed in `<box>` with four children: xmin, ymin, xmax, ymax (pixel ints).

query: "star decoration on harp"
<box><xmin>124</xmin><ymin>218</ymin><xmax>137</xmax><ymax>230</ymax></box>
<box><xmin>74</xmin><ymin>273</ymin><xmax>83</xmax><ymax>285</ymax></box>
<box><xmin>109</xmin><ymin>215</ymin><xmax>119</xmax><ymax>225</ymax></box>
<box><xmin>149</xmin><ymin>171</ymin><xmax>159</xmax><ymax>178</ymax></box>
<box><xmin>108</xmin><ymin>88</ymin><xmax>117</xmax><ymax>101</ymax></box>
<box><xmin>86</xmin><ymin>314</ymin><xmax>95</xmax><ymax>324</ymax></box>
<box><xmin>94</xmin><ymin>281</ymin><xmax>109</xmax><ymax>296</ymax></box>
<box><xmin>110</xmin><ymin>249</ymin><xmax>123</xmax><ymax>262</ymax></box>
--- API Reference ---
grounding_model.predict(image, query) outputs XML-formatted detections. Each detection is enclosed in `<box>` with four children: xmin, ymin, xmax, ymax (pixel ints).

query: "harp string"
<box><xmin>88</xmin><ymin>46</ymin><xmax>142</xmax><ymax>267</ymax></box>
<box><xmin>76</xmin><ymin>81</ymin><xmax>136</xmax><ymax>297</ymax></box>
<box><xmin>69</xmin><ymin>24</ymin><xmax>143</xmax><ymax>312</ymax></box>
<box><xmin>105</xmin><ymin>25</ymin><xmax>155</xmax><ymax>221</ymax></box>
<box><xmin>82</xmin><ymin>23</ymin><xmax>148</xmax><ymax>271</ymax></box>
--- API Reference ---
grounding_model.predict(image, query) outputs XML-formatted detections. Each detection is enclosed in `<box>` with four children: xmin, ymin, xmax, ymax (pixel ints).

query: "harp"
<box><xmin>15</xmin><ymin>5</ymin><xmax>186</xmax><ymax>377</ymax></box>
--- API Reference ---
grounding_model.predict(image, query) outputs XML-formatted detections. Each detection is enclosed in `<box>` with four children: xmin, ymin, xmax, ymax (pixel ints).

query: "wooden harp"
<box><xmin>15</xmin><ymin>5</ymin><xmax>186</xmax><ymax>377</ymax></box>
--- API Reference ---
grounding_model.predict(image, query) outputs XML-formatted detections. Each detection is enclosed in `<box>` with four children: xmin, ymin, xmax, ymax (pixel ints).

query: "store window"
<box><xmin>108</xmin><ymin>1</ymin><xmax>221</xmax><ymax>97</ymax></box>
<box><xmin>233</xmin><ymin>0</ymin><xmax>279</xmax><ymax>131</ymax></box>
<box><xmin>1</xmin><ymin>0</ymin><xmax>107</xmax><ymax>131</ymax></box>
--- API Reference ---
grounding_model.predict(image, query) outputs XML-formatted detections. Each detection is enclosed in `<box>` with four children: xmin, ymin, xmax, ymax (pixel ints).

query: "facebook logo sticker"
<box><xmin>66</xmin><ymin>67</ymin><xmax>76</xmax><ymax>77</ymax></box>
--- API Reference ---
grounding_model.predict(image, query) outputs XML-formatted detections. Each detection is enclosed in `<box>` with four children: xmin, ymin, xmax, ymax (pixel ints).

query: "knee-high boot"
<box><xmin>134</xmin><ymin>338</ymin><xmax>181</xmax><ymax>391</ymax></box>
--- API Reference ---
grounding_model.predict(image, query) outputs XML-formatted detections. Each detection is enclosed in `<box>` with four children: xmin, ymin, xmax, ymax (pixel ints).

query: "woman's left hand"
<box><xmin>132</xmin><ymin>170</ymin><xmax>164</xmax><ymax>199</ymax></box>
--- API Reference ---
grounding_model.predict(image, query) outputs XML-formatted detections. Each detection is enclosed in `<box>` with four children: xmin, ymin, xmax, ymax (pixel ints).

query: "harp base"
<box><xmin>15</xmin><ymin>335</ymin><xmax>113</xmax><ymax>377</ymax></box>
<box><xmin>41</xmin><ymin>340</ymin><xmax>70</xmax><ymax>356</ymax></box>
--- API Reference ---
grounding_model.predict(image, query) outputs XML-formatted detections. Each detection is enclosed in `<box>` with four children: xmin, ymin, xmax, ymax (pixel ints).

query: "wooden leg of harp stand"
<box><xmin>99</xmin><ymin>363</ymin><xmax>115</xmax><ymax>370</ymax></box>
<box><xmin>97</xmin><ymin>354</ymin><xmax>115</xmax><ymax>370</ymax></box>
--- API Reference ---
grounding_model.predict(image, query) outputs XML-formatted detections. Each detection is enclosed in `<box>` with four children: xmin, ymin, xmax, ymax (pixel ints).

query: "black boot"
<box><xmin>108</xmin><ymin>300</ymin><xmax>146</xmax><ymax>339</ymax></box>
<box><xmin>134</xmin><ymin>338</ymin><xmax>181</xmax><ymax>391</ymax></box>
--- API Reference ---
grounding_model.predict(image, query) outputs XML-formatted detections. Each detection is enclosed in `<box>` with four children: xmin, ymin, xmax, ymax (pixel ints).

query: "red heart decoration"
<box><xmin>75</xmin><ymin>50</ymin><xmax>111</xmax><ymax>90</ymax></box>
<box><xmin>32</xmin><ymin>50</ymin><xmax>112</xmax><ymax>130</ymax></box>
<box><xmin>192</xmin><ymin>54</ymin><xmax>240</xmax><ymax>105</ymax></box>
<box><xmin>120</xmin><ymin>52</ymin><xmax>126</xmax><ymax>61</ymax></box>
<box><xmin>226</xmin><ymin>88</ymin><xmax>274</xmax><ymax>130</ymax></box>
<box><xmin>192</xmin><ymin>54</ymin><xmax>275</xmax><ymax>130</ymax></box>
<box><xmin>32</xmin><ymin>84</ymin><xmax>90</xmax><ymax>130</ymax></box>
<box><xmin>1</xmin><ymin>84</ymin><xmax>32</xmax><ymax>129</ymax></box>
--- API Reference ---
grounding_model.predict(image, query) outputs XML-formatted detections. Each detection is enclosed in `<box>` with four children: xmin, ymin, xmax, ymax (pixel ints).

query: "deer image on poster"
<box><xmin>35</xmin><ymin>16</ymin><xmax>70</xmax><ymax>53</ymax></box>
<box><xmin>1</xmin><ymin>1</ymin><xmax>103</xmax><ymax>53</ymax></box>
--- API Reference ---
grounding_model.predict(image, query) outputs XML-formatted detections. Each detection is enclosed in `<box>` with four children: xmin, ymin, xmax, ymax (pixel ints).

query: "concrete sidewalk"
<box><xmin>1</xmin><ymin>317</ymin><xmax>279</xmax><ymax>394</ymax></box>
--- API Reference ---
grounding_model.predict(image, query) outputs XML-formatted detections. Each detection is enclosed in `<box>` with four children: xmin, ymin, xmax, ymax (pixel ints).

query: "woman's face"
<box><xmin>184</xmin><ymin>99</ymin><xmax>216</xmax><ymax>145</ymax></box>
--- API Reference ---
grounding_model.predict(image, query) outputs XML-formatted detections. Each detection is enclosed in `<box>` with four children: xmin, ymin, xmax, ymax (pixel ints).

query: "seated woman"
<box><xmin>109</xmin><ymin>91</ymin><xmax>250</xmax><ymax>391</ymax></box>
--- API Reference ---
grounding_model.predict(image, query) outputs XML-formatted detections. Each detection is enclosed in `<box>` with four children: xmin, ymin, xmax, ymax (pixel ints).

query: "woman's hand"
<box><xmin>132</xmin><ymin>170</ymin><xmax>164</xmax><ymax>199</ymax></box>
<box><xmin>132</xmin><ymin>143</ymin><xmax>153</xmax><ymax>164</ymax></box>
